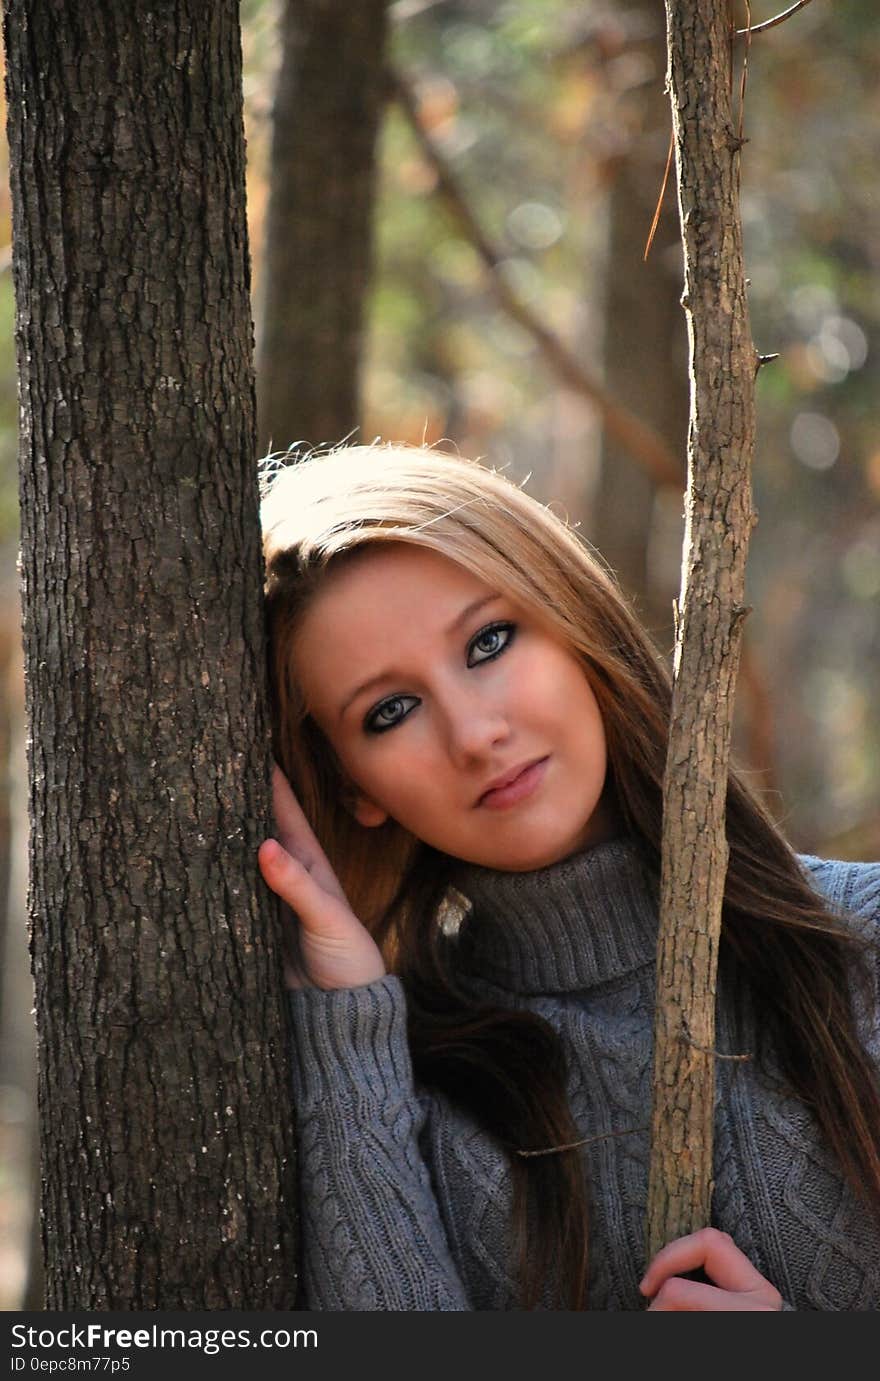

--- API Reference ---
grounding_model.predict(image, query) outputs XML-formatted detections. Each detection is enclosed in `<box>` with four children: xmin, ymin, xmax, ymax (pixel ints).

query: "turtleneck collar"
<box><xmin>449</xmin><ymin>837</ymin><xmax>660</xmax><ymax>995</ymax></box>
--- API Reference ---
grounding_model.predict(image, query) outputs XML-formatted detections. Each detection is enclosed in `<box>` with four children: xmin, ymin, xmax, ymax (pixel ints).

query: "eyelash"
<box><xmin>467</xmin><ymin>621</ymin><xmax>515</xmax><ymax>667</ymax></box>
<box><xmin>363</xmin><ymin>621</ymin><xmax>517</xmax><ymax>735</ymax></box>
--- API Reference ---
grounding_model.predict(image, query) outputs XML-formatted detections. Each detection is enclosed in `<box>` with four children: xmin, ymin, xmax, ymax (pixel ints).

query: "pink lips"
<box><xmin>477</xmin><ymin>756</ymin><xmax>549</xmax><ymax>810</ymax></box>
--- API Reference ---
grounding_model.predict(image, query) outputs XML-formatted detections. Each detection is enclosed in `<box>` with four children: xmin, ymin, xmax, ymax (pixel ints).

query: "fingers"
<box><xmin>641</xmin><ymin>1227</ymin><xmax>766</xmax><ymax>1295</ymax></box>
<box><xmin>258</xmin><ymin>838</ymin><xmax>340</xmax><ymax>934</ymax></box>
<box><xmin>646</xmin><ymin>1281</ymin><xmax>778</xmax><ymax>1311</ymax></box>
<box><xmin>646</xmin><ymin>1278</ymin><xmax>720</xmax><ymax>1311</ymax></box>
<box><xmin>269</xmin><ymin>762</ymin><xmax>347</xmax><ymax>901</ymax></box>
<box><xmin>640</xmin><ymin>1228</ymin><xmax>782</xmax><ymax>1311</ymax></box>
<box><xmin>271</xmin><ymin>762</ymin><xmax>320</xmax><ymax>851</ymax></box>
<box><xmin>258</xmin><ymin>837</ymin><xmax>386</xmax><ymax>991</ymax></box>
<box><xmin>261</xmin><ymin>768</ymin><xmax>387</xmax><ymax>991</ymax></box>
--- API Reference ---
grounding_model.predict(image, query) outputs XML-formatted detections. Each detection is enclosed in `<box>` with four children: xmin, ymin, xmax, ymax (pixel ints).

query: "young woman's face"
<box><xmin>292</xmin><ymin>544</ymin><xmax>617</xmax><ymax>871</ymax></box>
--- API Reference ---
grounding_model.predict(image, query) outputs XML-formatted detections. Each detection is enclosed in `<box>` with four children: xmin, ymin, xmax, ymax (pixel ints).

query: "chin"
<box><xmin>513</xmin><ymin>809</ymin><xmax>620</xmax><ymax>871</ymax></box>
<box><xmin>475</xmin><ymin>835</ymin><xmax>589</xmax><ymax>874</ymax></box>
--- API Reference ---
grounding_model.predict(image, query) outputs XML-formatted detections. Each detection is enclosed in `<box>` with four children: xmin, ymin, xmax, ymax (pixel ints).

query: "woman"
<box><xmin>258</xmin><ymin>442</ymin><xmax>880</xmax><ymax>1310</ymax></box>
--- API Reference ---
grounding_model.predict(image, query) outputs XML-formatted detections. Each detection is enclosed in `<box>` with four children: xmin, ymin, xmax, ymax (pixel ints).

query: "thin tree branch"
<box><xmin>681</xmin><ymin>1030</ymin><xmax>752</xmax><ymax>1062</ymax></box>
<box><xmin>736</xmin><ymin>1</ymin><xmax>815</xmax><ymax>37</ymax></box>
<box><xmin>390</xmin><ymin>66</ymin><xmax>684</xmax><ymax>492</ymax></box>
<box><xmin>647</xmin><ymin>0</ymin><xmax>758</xmax><ymax>1261</ymax></box>
<box><xmin>644</xmin><ymin>129</ymin><xmax>675</xmax><ymax>262</ymax></box>
<box><xmin>516</xmin><ymin>1125</ymin><xmax>649</xmax><ymax>1157</ymax></box>
<box><xmin>737</xmin><ymin>3</ymin><xmax>752</xmax><ymax>144</ymax></box>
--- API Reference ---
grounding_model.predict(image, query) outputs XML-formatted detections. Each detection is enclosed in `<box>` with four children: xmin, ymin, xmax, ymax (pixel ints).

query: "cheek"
<box><xmin>552</xmin><ymin>662</ymin><xmax>607</xmax><ymax>760</ymax></box>
<box><xmin>335</xmin><ymin>734</ymin><xmax>439</xmax><ymax>815</ymax></box>
<box><xmin>522</xmin><ymin>650</ymin><xmax>600</xmax><ymax>723</ymax></box>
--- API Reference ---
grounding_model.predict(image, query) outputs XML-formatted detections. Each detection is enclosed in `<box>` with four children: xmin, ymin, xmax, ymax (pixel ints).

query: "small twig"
<box><xmin>644</xmin><ymin>129</ymin><xmax>675</xmax><ymax>263</ymax></box>
<box><xmin>517</xmin><ymin>1125</ymin><xmax>648</xmax><ymax>1158</ymax></box>
<box><xmin>681</xmin><ymin>1028</ymin><xmax>753</xmax><ymax>1063</ymax></box>
<box><xmin>737</xmin><ymin>2</ymin><xmax>752</xmax><ymax>144</ymax></box>
<box><xmin>756</xmin><ymin>351</ymin><xmax>780</xmax><ymax>372</ymax></box>
<box><xmin>390</xmin><ymin>66</ymin><xmax>684</xmax><ymax>491</ymax></box>
<box><xmin>735</xmin><ymin>1</ymin><xmax>815</xmax><ymax>37</ymax></box>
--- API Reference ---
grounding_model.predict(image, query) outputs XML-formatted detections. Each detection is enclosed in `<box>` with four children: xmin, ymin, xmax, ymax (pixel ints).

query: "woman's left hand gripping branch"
<box><xmin>640</xmin><ymin>1228</ymin><xmax>784</xmax><ymax>1311</ymax></box>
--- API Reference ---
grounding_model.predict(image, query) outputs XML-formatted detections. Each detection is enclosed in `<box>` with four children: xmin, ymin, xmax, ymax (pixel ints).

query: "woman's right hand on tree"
<box><xmin>258</xmin><ymin>762</ymin><xmax>387</xmax><ymax>992</ymax></box>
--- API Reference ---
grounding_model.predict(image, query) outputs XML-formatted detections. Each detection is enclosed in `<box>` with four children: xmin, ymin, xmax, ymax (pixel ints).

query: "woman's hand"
<box><xmin>640</xmin><ymin>1227</ymin><xmax>784</xmax><ymax>1311</ymax></box>
<box><xmin>258</xmin><ymin>762</ymin><xmax>387</xmax><ymax>992</ymax></box>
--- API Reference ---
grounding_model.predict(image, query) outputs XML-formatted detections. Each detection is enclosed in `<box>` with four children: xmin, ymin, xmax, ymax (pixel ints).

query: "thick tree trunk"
<box><xmin>256</xmin><ymin>0</ymin><xmax>390</xmax><ymax>455</ymax></box>
<box><xmin>3</xmin><ymin>1</ymin><xmax>297</xmax><ymax>1308</ymax></box>
<box><xmin>646</xmin><ymin>2</ymin><xmax>757</xmax><ymax>1259</ymax></box>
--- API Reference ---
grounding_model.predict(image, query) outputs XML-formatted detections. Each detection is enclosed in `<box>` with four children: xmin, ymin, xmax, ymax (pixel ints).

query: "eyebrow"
<box><xmin>337</xmin><ymin>592</ymin><xmax>504</xmax><ymax>722</ymax></box>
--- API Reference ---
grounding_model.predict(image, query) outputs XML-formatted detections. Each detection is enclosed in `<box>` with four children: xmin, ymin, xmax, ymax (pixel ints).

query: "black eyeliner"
<box><xmin>466</xmin><ymin>620</ymin><xmax>517</xmax><ymax>667</ymax></box>
<box><xmin>364</xmin><ymin>621</ymin><xmax>516</xmax><ymax>735</ymax></box>
<box><xmin>363</xmin><ymin>693</ymin><xmax>418</xmax><ymax>735</ymax></box>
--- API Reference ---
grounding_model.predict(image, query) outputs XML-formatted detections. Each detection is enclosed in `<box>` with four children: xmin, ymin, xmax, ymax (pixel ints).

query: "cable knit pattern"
<box><xmin>287</xmin><ymin>840</ymin><xmax>880</xmax><ymax>1310</ymax></box>
<box><xmin>287</xmin><ymin>980</ymin><xmax>470</xmax><ymax>1309</ymax></box>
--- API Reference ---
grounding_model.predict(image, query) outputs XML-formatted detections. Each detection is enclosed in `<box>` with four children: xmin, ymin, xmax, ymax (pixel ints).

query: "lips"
<box><xmin>476</xmin><ymin>756</ymin><xmax>549</xmax><ymax>808</ymax></box>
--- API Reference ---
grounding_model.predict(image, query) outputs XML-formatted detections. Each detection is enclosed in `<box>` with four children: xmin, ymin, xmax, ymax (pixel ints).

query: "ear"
<box><xmin>350</xmin><ymin>793</ymin><xmax>389</xmax><ymax>829</ymax></box>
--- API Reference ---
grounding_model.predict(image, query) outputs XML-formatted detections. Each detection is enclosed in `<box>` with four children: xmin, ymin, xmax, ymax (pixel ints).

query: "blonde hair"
<box><xmin>261</xmin><ymin>442</ymin><xmax>670</xmax><ymax>934</ymax></box>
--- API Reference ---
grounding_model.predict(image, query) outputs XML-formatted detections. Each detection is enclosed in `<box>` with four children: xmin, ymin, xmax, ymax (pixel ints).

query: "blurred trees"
<box><xmin>2</xmin><ymin>8</ymin><xmax>871</xmax><ymax>865</ymax></box>
<box><xmin>592</xmin><ymin>0</ymin><xmax>685</xmax><ymax>644</ymax></box>
<box><xmin>332</xmin><ymin>0</ymin><xmax>878</xmax><ymax>853</ymax></box>
<box><xmin>0</xmin><ymin>0</ymin><xmax>877</xmax><ymax>1307</ymax></box>
<box><xmin>736</xmin><ymin>4</ymin><xmax>880</xmax><ymax>853</ymax></box>
<box><xmin>256</xmin><ymin>0</ymin><xmax>391</xmax><ymax>453</ymax></box>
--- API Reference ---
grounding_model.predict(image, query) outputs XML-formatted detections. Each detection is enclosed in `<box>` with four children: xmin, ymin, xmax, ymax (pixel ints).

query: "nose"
<box><xmin>442</xmin><ymin>687</ymin><xmax>510</xmax><ymax>766</ymax></box>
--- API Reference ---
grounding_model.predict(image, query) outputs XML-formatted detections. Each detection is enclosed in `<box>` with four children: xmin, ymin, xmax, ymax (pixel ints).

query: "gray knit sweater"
<box><xmin>286</xmin><ymin>840</ymin><xmax>880</xmax><ymax>1310</ymax></box>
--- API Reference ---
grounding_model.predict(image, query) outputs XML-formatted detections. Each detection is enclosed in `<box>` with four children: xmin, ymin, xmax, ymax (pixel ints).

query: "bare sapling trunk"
<box><xmin>646</xmin><ymin>2</ymin><xmax>757</xmax><ymax>1260</ymax></box>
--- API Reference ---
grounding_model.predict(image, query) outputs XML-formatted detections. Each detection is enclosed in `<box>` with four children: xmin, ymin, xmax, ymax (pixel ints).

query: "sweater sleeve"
<box><xmin>843</xmin><ymin>862</ymin><xmax>880</xmax><ymax>1062</ymax></box>
<box><xmin>286</xmin><ymin>974</ymin><xmax>472</xmax><ymax>1310</ymax></box>
<box><xmin>802</xmin><ymin>855</ymin><xmax>880</xmax><ymax>1056</ymax></box>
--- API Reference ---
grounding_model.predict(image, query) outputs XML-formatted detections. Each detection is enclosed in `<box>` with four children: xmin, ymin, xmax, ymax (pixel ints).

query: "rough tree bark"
<box><xmin>646</xmin><ymin>2</ymin><xmax>757</xmax><ymax>1259</ymax></box>
<box><xmin>256</xmin><ymin>0</ymin><xmax>390</xmax><ymax>455</ymax></box>
<box><xmin>3</xmin><ymin>1</ymin><xmax>298</xmax><ymax>1307</ymax></box>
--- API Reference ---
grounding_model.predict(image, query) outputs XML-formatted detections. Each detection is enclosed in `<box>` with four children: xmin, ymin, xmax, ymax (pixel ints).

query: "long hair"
<box><xmin>262</xmin><ymin>442</ymin><xmax>880</xmax><ymax>1309</ymax></box>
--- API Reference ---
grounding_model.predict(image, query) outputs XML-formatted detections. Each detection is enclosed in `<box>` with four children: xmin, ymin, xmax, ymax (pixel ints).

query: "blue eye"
<box><xmin>363</xmin><ymin>622</ymin><xmax>515</xmax><ymax>734</ymax></box>
<box><xmin>365</xmin><ymin>694</ymin><xmax>419</xmax><ymax>734</ymax></box>
<box><xmin>467</xmin><ymin>622</ymin><xmax>515</xmax><ymax>666</ymax></box>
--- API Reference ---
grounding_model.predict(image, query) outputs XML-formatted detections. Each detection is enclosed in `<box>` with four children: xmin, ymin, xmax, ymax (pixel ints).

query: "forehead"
<box><xmin>308</xmin><ymin>543</ymin><xmax>494</xmax><ymax>623</ymax></box>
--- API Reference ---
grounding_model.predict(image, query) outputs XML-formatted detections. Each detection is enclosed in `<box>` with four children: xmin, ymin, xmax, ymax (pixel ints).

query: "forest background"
<box><xmin>0</xmin><ymin>0</ymin><xmax>878</xmax><ymax>1307</ymax></box>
